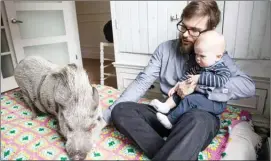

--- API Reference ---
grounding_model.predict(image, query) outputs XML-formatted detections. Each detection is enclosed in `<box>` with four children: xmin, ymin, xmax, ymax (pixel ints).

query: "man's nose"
<box><xmin>183</xmin><ymin>30</ymin><xmax>189</xmax><ymax>37</ymax></box>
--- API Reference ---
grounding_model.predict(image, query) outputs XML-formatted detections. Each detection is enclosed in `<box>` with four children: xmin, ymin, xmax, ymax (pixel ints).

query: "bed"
<box><xmin>1</xmin><ymin>84</ymin><xmax>260</xmax><ymax>160</ymax></box>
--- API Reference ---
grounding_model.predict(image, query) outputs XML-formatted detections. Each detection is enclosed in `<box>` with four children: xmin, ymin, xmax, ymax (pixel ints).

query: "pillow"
<box><xmin>221</xmin><ymin>121</ymin><xmax>262</xmax><ymax>160</ymax></box>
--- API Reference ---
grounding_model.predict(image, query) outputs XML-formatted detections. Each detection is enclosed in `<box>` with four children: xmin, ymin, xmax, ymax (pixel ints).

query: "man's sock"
<box><xmin>149</xmin><ymin>99</ymin><xmax>171</xmax><ymax>114</ymax></box>
<box><xmin>156</xmin><ymin>112</ymin><xmax>172</xmax><ymax>129</ymax></box>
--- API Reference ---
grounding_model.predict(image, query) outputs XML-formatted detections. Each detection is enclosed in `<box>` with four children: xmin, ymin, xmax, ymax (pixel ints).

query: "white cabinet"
<box><xmin>113</xmin><ymin>63</ymin><xmax>164</xmax><ymax>100</ymax></box>
<box><xmin>223</xmin><ymin>1</ymin><xmax>270</xmax><ymax>60</ymax></box>
<box><xmin>110</xmin><ymin>1</ymin><xmax>189</xmax><ymax>98</ymax></box>
<box><xmin>112</xmin><ymin>1</ymin><xmax>270</xmax><ymax>60</ymax></box>
<box><xmin>111</xmin><ymin>1</ymin><xmax>270</xmax><ymax>92</ymax></box>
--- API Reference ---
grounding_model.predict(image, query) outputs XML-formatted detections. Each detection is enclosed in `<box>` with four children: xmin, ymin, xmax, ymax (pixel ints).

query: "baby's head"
<box><xmin>194</xmin><ymin>30</ymin><xmax>225</xmax><ymax>67</ymax></box>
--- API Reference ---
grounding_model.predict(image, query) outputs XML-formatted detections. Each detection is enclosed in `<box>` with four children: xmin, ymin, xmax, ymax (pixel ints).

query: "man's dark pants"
<box><xmin>111</xmin><ymin>102</ymin><xmax>220</xmax><ymax>160</ymax></box>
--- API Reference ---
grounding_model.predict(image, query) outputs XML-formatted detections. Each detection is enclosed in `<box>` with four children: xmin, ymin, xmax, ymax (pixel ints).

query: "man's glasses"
<box><xmin>176</xmin><ymin>19</ymin><xmax>208</xmax><ymax>37</ymax></box>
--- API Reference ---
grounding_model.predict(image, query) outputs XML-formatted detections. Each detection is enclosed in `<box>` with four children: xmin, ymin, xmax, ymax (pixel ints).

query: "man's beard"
<box><xmin>179</xmin><ymin>35</ymin><xmax>194</xmax><ymax>54</ymax></box>
<box><xmin>180</xmin><ymin>41</ymin><xmax>193</xmax><ymax>55</ymax></box>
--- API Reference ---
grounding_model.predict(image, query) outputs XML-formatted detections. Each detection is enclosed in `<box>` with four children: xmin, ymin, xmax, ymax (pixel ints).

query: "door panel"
<box><xmin>17</xmin><ymin>10</ymin><xmax>66</xmax><ymax>39</ymax></box>
<box><xmin>1</xmin><ymin>29</ymin><xmax>10</xmax><ymax>52</ymax></box>
<box><xmin>4</xmin><ymin>1</ymin><xmax>82</xmax><ymax>65</ymax></box>
<box><xmin>24</xmin><ymin>42</ymin><xmax>69</xmax><ymax>65</ymax></box>
<box><xmin>1</xmin><ymin>54</ymin><xmax>14</xmax><ymax>78</ymax></box>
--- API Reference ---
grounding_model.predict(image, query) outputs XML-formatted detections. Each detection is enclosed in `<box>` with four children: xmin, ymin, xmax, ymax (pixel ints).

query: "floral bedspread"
<box><xmin>1</xmin><ymin>85</ymin><xmax>250</xmax><ymax>160</ymax></box>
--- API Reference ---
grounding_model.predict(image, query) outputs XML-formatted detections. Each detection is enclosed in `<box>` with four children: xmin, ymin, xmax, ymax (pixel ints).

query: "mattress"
<box><xmin>1</xmin><ymin>85</ymin><xmax>251</xmax><ymax>160</ymax></box>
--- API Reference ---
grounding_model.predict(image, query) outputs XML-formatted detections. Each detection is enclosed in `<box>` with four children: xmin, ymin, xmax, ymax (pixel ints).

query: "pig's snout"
<box><xmin>71</xmin><ymin>151</ymin><xmax>87</xmax><ymax>160</ymax></box>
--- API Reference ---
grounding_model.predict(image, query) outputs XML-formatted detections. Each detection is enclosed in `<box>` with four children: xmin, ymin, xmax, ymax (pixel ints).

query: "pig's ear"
<box><xmin>51</xmin><ymin>67</ymin><xmax>71</xmax><ymax>106</ymax></box>
<box><xmin>51</xmin><ymin>67</ymin><xmax>67</xmax><ymax>84</ymax></box>
<box><xmin>54</xmin><ymin>81</ymin><xmax>70</xmax><ymax>107</ymax></box>
<box><xmin>92</xmin><ymin>86</ymin><xmax>99</xmax><ymax>105</ymax></box>
<box><xmin>67</xmin><ymin>63</ymin><xmax>77</xmax><ymax>70</ymax></box>
<box><xmin>51</xmin><ymin>64</ymin><xmax>77</xmax><ymax>79</ymax></box>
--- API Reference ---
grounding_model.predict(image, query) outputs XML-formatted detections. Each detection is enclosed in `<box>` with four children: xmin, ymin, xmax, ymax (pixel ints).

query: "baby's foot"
<box><xmin>156</xmin><ymin>113</ymin><xmax>172</xmax><ymax>129</ymax></box>
<box><xmin>149</xmin><ymin>99</ymin><xmax>170</xmax><ymax>114</ymax></box>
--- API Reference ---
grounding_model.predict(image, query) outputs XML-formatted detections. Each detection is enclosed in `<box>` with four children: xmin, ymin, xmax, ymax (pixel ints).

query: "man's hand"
<box><xmin>168</xmin><ymin>81</ymin><xmax>185</xmax><ymax>97</ymax></box>
<box><xmin>186</xmin><ymin>74</ymin><xmax>200</xmax><ymax>84</ymax></box>
<box><xmin>168</xmin><ymin>86</ymin><xmax>176</xmax><ymax>97</ymax></box>
<box><xmin>176</xmin><ymin>81</ymin><xmax>196</xmax><ymax>98</ymax></box>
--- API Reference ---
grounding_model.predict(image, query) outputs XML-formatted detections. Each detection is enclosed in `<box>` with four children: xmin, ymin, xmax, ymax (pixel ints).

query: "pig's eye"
<box><xmin>66</xmin><ymin>124</ymin><xmax>73</xmax><ymax>132</ymax></box>
<box><xmin>87</xmin><ymin>123</ymin><xmax>96</xmax><ymax>131</ymax></box>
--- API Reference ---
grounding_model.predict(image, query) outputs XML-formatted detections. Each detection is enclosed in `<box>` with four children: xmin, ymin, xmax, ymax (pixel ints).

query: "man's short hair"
<box><xmin>181</xmin><ymin>0</ymin><xmax>221</xmax><ymax>30</ymax></box>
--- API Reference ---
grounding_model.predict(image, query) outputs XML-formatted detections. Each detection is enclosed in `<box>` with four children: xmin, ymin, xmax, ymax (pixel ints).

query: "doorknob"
<box><xmin>11</xmin><ymin>18</ymin><xmax>23</xmax><ymax>24</ymax></box>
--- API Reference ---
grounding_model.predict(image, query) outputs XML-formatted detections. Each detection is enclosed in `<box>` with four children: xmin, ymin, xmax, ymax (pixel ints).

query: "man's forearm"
<box><xmin>109</xmin><ymin>72</ymin><xmax>157</xmax><ymax>110</ymax></box>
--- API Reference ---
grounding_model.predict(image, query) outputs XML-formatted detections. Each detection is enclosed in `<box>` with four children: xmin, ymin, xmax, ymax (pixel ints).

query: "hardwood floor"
<box><xmin>82</xmin><ymin>58</ymin><xmax>117</xmax><ymax>89</ymax></box>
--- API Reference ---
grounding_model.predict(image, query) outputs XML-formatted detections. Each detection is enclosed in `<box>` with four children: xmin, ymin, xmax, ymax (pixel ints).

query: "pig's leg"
<box><xmin>21</xmin><ymin>91</ymin><xmax>39</xmax><ymax>119</ymax></box>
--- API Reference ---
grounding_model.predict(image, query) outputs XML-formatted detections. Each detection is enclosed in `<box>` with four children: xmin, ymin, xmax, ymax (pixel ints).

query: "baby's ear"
<box><xmin>216</xmin><ymin>54</ymin><xmax>223</xmax><ymax>61</ymax></box>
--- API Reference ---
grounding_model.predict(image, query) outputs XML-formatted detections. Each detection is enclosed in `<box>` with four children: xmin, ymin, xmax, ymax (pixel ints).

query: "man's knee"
<box><xmin>111</xmin><ymin>102</ymin><xmax>124</xmax><ymax>123</ymax></box>
<box><xmin>111</xmin><ymin>102</ymin><xmax>136</xmax><ymax>125</ymax></box>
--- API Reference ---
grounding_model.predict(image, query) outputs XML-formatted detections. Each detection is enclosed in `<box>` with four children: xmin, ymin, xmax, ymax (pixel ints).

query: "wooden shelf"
<box><xmin>1</xmin><ymin>52</ymin><xmax>11</xmax><ymax>56</ymax></box>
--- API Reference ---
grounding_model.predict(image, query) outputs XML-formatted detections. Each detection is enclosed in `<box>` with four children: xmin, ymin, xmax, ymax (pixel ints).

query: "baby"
<box><xmin>150</xmin><ymin>30</ymin><xmax>231</xmax><ymax>129</ymax></box>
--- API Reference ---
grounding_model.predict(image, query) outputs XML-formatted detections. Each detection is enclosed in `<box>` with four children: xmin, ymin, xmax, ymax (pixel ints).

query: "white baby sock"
<box><xmin>156</xmin><ymin>112</ymin><xmax>172</xmax><ymax>129</ymax></box>
<box><xmin>149</xmin><ymin>99</ymin><xmax>170</xmax><ymax>114</ymax></box>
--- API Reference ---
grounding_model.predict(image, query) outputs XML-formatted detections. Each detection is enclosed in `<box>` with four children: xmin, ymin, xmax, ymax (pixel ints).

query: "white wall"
<box><xmin>75</xmin><ymin>1</ymin><xmax>114</xmax><ymax>60</ymax></box>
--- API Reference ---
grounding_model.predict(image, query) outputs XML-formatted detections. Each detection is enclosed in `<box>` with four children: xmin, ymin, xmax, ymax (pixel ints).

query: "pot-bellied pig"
<box><xmin>14</xmin><ymin>56</ymin><xmax>106</xmax><ymax>160</ymax></box>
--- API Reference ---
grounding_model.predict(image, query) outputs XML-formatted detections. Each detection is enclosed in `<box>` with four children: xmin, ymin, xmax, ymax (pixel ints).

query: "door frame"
<box><xmin>1</xmin><ymin>1</ymin><xmax>18</xmax><ymax>93</ymax></box>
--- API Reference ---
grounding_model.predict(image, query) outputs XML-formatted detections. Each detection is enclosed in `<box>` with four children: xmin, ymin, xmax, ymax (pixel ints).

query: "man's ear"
<box><xmin>216</xmin><ymin>54</ymin><xmax>222</xmax><ymax>60</ymax></box>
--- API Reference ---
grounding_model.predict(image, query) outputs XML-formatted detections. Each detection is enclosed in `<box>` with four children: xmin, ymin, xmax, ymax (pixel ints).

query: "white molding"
<box><xmin>1</xmin><ymin>52</ymin><xmax>11</xmax><ymax>56</ymax></box>
<box><xmin>252</xmin><ymin>76</ymin><xmax>270</xmax><ymax>84</ymax></box>
<box><xmin>113</xmin><ymin>62</ymin><xmax>145</xmax><ymax>70</ymax></box>
<box><xmin>21</xmin><ymin>36</ymin><xmax>67</xmax><ymax>47</ymax></box>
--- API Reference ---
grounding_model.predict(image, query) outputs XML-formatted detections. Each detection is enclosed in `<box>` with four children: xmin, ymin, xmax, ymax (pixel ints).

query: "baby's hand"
<box><xmin>186</xmin><ymin>74</ymin><xmax>200</xmax><ymax>84</ymax></box>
